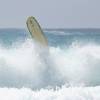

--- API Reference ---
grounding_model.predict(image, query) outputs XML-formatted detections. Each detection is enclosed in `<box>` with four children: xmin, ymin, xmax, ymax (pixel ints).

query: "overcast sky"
<box><xmin>0</xmin><ymin>0</ymin><xmax>100</xmax><ymax>28</ymax></box>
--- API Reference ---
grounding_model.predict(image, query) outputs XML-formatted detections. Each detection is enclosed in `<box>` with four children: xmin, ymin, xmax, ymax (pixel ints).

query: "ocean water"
<box><xmin>0</xmin><ymin>28</ymin><xmax>100</xmax><ymax>99</ymax></box>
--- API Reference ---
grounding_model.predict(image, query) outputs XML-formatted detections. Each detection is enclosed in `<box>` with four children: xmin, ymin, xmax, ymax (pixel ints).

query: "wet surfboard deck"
<box><xmin>26</xmin><ymin>16</ymin><xmax>48</xmax><ymax>46</ymax></box>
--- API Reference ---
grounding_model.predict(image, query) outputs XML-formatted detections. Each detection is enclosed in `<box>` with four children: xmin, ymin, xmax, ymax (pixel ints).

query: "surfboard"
<box><xmin>26</xmin><ymin>16</ymin><xmax>48</xmax><ymax>46</ymax></box>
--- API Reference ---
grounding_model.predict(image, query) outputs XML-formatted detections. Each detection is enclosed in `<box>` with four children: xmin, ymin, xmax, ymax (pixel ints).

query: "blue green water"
<box><xmin>0</xmin><ymin>28</ymin><xmax>100</xmax><ymax>89</ymax></box>
<box><xmin>0</xmin><ymin>28</ymin><xmax>100</xmax><ymax>47</ymax></box>
<box><xmin>45</xmin><ymin>29</ymin><xmax>100</xmax><ymax>46</ymax></box>
<box><xmin>0</xmin><ymin>28</ymin><xmax>100</xmax><ymax>99</ymax></box>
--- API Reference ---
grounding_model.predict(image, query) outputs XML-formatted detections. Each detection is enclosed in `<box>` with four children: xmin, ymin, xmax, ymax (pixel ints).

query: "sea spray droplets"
<box><xmin>0</xmin><ymin>40</ymin><xmax>99</xmax><ymax>88</ymax></box>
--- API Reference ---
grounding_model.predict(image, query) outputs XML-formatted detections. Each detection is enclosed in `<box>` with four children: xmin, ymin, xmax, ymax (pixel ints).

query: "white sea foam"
<box><xmin>44</xmin><ymin>30</ymin><xmax>68</xmax><ymax>35</ymax></box>
<box><xmin>0</xmin><ymin>86</ymin><xmax>100</xmax><ymax>100</ymax></box>
<box><xmin>0</xmin><ymin>39</ymin><xmax>99</xmax><ymax>89</ymax></box>
<box><xmin>44</xmin><ymin>30</ymin><xmax>86</xmax><ymax>35</ymax></box>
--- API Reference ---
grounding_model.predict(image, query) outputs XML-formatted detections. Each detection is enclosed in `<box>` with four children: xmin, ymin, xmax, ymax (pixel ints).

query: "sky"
<box><xmin>0</xmin><ymin>0</ymin><xmax>100</xmax><ymax>28</ymax></box>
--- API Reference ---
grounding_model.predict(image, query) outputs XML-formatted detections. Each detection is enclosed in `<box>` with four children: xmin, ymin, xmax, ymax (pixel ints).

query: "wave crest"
<box><xmin>0</xmin><ymin>40</ymin><xmax>99</xmax><ymax>88</ymax></box>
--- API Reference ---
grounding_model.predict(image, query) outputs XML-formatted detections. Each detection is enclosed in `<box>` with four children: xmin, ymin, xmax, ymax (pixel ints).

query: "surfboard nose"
<box><xmin>26</xmin><ymin>16</ymin><xmax>48</xmax><ymax>46</ymax></box>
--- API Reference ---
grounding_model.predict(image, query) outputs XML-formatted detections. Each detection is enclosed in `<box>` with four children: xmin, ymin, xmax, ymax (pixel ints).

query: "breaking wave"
<box><xmin>0</xmin><ymin>39</ymin><xmax>99</xmax><ymax>89</ymax></box>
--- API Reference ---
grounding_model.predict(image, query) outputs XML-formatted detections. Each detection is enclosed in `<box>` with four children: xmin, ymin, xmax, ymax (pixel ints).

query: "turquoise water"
<box><xmin>1</xmin><ymin>28</ymin><xmax>100</xmax><ymax>47</ymax></box>
<box><xmin>45</xmin><ymin>29</ymin><xmax>100</xmax><ymax>46</ymax></box>
<box><xmin>0</xmin><ymin>29</ymin><xmax>100</xmax><ymax>99</ymax></box>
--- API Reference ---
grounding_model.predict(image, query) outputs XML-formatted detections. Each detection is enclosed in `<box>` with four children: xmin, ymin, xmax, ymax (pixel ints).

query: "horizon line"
<box><xmin>0</xmin><ymin>27</ymin><xmax>100</xmax><ymax>30</ymax></box>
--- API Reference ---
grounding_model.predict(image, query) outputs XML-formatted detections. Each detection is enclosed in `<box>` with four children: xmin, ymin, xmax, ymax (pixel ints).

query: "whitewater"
<box><xmin>0</xmin><ymin>29</ymin><xmax>100</xmax><ymax>99</ymax></box>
